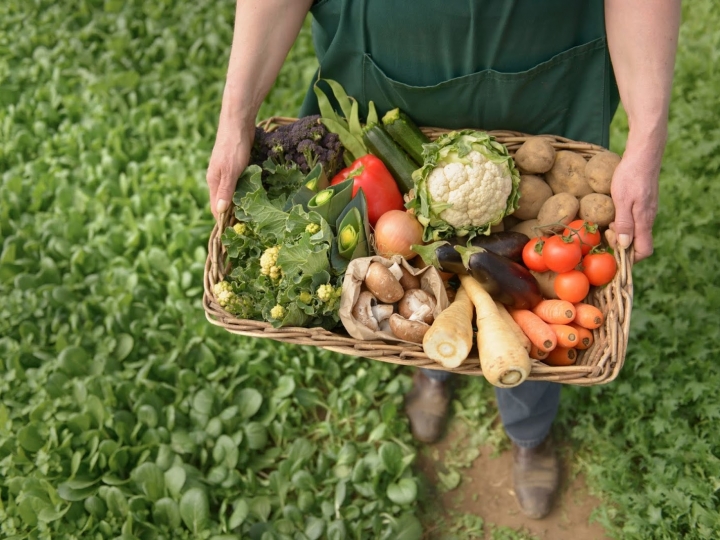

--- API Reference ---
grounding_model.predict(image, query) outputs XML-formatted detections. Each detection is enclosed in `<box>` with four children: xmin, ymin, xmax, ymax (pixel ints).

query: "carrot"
<box><xmin>531</xmin><ymin>299</ymin><xmax>576</xmax><ymax>324</ymax></box>
<box><xmin>508</xmin><ymin>309</ymin><xmax>557</xmax><ymax>353</ymax></box>
<box><xmin>529</xmin><ymin>345</ymin><xmax>549</xmax><ymax>361</ymax></box>
<box><xmin>548</xmin><ymin>324</ymin><xmax>579</xmax><ymax>348</ymax></box>
<box><xmin>495</xmin><ymin>301</ymin><xmax>531</xmax><ymax>353</ymax></box>
<box><xmin>573</xmin><ymin>303</ymin><xmax>604</xmax><ymax>329</ymax></box>
<box><xmin>544</xmin><ymin>346</ymin><xmax>577</xmax><ymax>366</ymax></box>
<box><xmin>570</xmin><ymin>323</ymin><xmax>594</xmax><ymax>350</ymax></box>
<box><xmin>423</xmin><ymin>286</ymin><xmax>475</xmax><ymax>368</ymax></box>
<box><xmin>459</xmin><ymin>275</ymin><xmax>532</xmax><ymax>388</ymax></box>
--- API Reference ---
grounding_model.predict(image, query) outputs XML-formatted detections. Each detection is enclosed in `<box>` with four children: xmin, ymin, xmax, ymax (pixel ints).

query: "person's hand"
<box><xmin>609</xmin><ymin>148</ymin><xmax>661</xmax><ymax>261</ymax></box>
<box><xmin>206</xmin><ymin>118</ymin><xmax>254</xmax><ymax>220</ymax></box>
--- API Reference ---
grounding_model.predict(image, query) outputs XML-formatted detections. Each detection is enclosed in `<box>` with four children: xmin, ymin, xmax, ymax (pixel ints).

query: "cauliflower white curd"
<box><xmin>426</xmin><ymin>151</ymin><xmax>513</xmax><ymax>229</ymax></box>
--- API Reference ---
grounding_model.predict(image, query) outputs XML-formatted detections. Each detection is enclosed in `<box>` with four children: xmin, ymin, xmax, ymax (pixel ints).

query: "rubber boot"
<box><xmin>512</xmin><ymin>437</ymin><xmax>560</xmax><ymax>519</ymax></box>
<box><xmin>403</xmin><ymin>370</ymin><xmax>451</xmax><ymax>444</ymax></box>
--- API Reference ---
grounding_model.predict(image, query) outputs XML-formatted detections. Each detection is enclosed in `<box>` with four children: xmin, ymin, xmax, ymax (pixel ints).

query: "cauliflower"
<box><xmin>260</xmin><ymin>246</ymin><xmax>282</xmax><ymax>281</ymax></box>
<box><xmin>411</xmin><ymin>130</ymin><xmax>520</xmax><ymax>241</ymax></box>
<box><xmin>298</xmin><ymin>291</ymin><xmax>312</xmax><ymax>304</ymax></box>
<box><xmin>305</xmin><ymin>223</ymin><xmax>320</xmax><ymax>235</ymax></box>
<box><xmin>427</xmin><ymin>154</ymin><xmax>512</xmax><ymax>228</ymax></box>
<box><xmin>233</xmin><ymin>222</ymin><xmax>247</xmax><ymax>235</ymax></box>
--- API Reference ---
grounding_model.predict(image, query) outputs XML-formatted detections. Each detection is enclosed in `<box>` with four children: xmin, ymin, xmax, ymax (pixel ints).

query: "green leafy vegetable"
<box><xmin>221</xmin><ymin>163</ymin><xmax>347</xmax><ymax>328</ymax></box>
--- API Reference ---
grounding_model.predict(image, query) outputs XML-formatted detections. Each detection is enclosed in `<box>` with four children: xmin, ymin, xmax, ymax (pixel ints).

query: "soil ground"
<box><xmin>415</xmin><ymin>420</ymin><xmax>611</xmax><ymax>540</ymax></box>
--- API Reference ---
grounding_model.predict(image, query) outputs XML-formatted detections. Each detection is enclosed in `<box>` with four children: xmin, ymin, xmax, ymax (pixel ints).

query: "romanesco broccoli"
<box><xmin>260</xmin><ymin>246</ymin><xmax>282</xmax><ymax>281</ymax></box>
<box><xmin>270</xmin><ymin>304</ymin><xmax>286</xmax><ymax>320</ymax></box>
<box><xmin>212</xmin><ymin>281</ymin><xmax>247</xmax><ymax>315</ymax></box>
<box><xmin>317</xmin><ymin>284</ymin><xmax>342</xmax><ymax>303</ymax></box>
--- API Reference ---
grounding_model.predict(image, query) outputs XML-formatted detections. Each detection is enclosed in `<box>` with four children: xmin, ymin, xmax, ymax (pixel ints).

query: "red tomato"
<box><xmin>542</xmin><ymin>235</ymin><xmax>582</xmax><ymax>273</ymax></box>
<box><xmin>554</xmin><ymin>270</ymin><xmax>590</xmax><ymax>303</ymax></box>
<box><xmin>582</xmin><ymin>252</ymin><xmax>617</xmax><ymax>286</ymax></box>
<box><xmin>563</xmin><ymin>220</ymin><xmax>601</xmax><ymax>255</ymax></box>
<box><xmin>331</xmin><ymin>154</ymin><xmax>404</xmax><ymax>226</ymax></box>
<box><xmin>522</xmin><ymin>237</ymin><xmax>549</xmax><ymax>272</ymax></box>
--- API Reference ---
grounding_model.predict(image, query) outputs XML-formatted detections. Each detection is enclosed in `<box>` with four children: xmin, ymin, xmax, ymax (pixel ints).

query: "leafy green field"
<box><xmin>1</xmin><ymin>1</ymin><xmax>718</xmax><ymax>539</ymax></box>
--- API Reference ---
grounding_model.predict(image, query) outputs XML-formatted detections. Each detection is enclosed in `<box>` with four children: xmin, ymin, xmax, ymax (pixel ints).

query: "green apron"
<box><xmin>299</xmin><ymin>0</ymin><xmax>620</xmax><ymax>147</ymax></box>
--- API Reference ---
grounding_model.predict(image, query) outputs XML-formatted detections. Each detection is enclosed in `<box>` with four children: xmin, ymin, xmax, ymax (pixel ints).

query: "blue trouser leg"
<box><xmin>418</xmin><ymin>369</ymin><xmax>560</xmax><ymax>448</ymax></box>
<box><xmin>495</xmin><ymin>381</ymin><xmax>561</xmax><ymax>448</ymax></box>
<box><xmin>421</xmin><ymin>368</ymin><xmax>452</xmax><ymax>381</ymax></box>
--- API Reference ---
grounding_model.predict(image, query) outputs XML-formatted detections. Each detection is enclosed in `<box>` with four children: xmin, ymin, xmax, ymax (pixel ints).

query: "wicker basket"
<box><xmin>203</xmin><ymin>117</ymin><xmax>634</xmax><ymax>386</ymax></box>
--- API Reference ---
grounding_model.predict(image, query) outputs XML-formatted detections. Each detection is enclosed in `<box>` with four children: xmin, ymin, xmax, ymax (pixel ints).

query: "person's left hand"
<box><xmin>609</xmin><ymin>148</ymin><xmax>661</xmax><ymax>261</ymax></box>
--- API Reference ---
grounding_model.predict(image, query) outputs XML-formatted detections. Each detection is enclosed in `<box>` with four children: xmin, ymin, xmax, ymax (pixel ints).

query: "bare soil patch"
<box><xmin>416</xmin><ymin>421</ymin><xmax>610</xmax><ymax>540</ymax></box>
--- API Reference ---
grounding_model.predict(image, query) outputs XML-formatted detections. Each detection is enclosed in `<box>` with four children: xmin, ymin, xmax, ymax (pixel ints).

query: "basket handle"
<box><xmin>217</xmin><ymin>209</ymin><xmax>232</xmax><ymax>232</ymax></box>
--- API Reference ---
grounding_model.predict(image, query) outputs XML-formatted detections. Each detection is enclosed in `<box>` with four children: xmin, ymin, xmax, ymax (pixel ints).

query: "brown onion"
<box><xmin>374</xmin><ymin>210</ymin><xmax>424</xmax><ymax>260</ymax></box>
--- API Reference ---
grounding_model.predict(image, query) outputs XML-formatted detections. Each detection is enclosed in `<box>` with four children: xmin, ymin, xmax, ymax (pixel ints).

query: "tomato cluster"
<box><xmin>521</xmin><ymin>220</ymin><xmax>617</xmax><ymax>303</ymax></box>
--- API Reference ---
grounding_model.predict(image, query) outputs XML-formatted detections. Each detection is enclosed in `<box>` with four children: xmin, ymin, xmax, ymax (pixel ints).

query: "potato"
<box><xmin>586</xmin><ymin>151</ymin><xmax>621</xmax><ymax>194</ymax></box>
<box><xmin>514</xmin><ymin>175</ymin><xmax>553</xmax><ymax>220</ymax></box>
<box><xmin>545</xmin><ymin>151</ymin><xmax>593</xmax><ymax>197</ymax></box>
<box><xmin>503</xmin><ymin>214</ymin><xmax>522</xmax><ymax>231</ymax></box>
<box><xmin>510</xmin><ymin>218</ymin><xmax>541</xmax><ymax>238</ymax></box>
<box><xmin>579</xmin><ymin>193</ymin><xmax>615</xmax><ymax>227</ymax></box>
<box><xmin>536</xmin><ymin>193</ymin><xmax>580</xmax><ymax>231</ymax></box>
<box><xmin>530</xmin><ymin>270</ymin><xmax>559</xmax><ymax>300</ymax></box>
<box><xmin>514</xmin><ymin>137</ymin><xmax>556</xmax><ymax>174</ymax></box>
<box><xmin>490</xmin><ymin>221</ymin><xmax>504</xmax><ymax>232</ymax></box>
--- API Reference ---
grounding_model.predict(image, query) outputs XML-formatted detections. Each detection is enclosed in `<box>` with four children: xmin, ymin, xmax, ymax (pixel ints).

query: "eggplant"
<box><xmin>454</xmin><ymin>245</ymin><xmax>542</xmax><ymax>309</ymax></box>
<box><xmin>412</xmin><ymin>231</ymin><xmax>528</xmax><ymax>271</ymax></box>
<box><xmin>412</xmin><ymin>239</ymin><xmax>541</xmax><ymax>309</ymax></box>
<box><xmin>413</xmin><ymin>231</ymin><xmax>529</xmax><ymax>272</ymax></box>
<box><xmin>466</xmin><ymin>231</ymin><xmax>529</xmax><ymax>263</ymax></box>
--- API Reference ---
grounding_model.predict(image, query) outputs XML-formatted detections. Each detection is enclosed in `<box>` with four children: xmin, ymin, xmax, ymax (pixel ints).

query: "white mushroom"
<box><xmin>408</xmin><ymin>304</ymin><xmax>432</xmax><ymax>323</ymax></box>
<box><xmin>352</xmin><ymin>291</ymin><xmax>379</xmax><ymax>331</ymax></box>
<box><xmin>398</xmin><ymin>289</ymin><xmax>436</xmax><ymax>325</ymax></box>
<box><xmin>387</xmin><ymin>263</ymin><xmax>404</xmax><ymax>281</ymax></box>
<box><xmin>371</xmin><ymin>303</ymin><xmax>394</xmax><ymax>323</ymax></box>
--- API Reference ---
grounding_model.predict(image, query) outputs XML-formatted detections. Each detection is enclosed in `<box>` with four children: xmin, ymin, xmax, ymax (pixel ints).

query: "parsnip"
<box><xmin>422</xmin><ymin>286</ymin><xmax>474</xmax><ymax>368</ymax></box>
<box><xmin>459</xmin><ymin>275</ymin><xmax>532</xmax><ymax>388</ymax></box>
<box><xmin>495</xmin><ymin>301</ymin><xmax>532</xmax><ymax>353</ymax></box>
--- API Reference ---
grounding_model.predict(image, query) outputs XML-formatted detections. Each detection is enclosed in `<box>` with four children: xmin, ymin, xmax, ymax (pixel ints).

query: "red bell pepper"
<box><xmin>330</xmin><ymin>154</ymin><xmax>404</xmax><ymax>226</ymax></box>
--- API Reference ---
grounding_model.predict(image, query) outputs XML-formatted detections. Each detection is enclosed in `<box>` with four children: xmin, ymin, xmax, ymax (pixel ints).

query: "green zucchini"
<box><xmin>381</xmin><ymin>108</ymin><xmax>430</xmax><ymax>165</ymax></box>
<box><xmin>362</xmin><ymin>123</ymin><xmax>417</xmax><ymax>194</ymax></box>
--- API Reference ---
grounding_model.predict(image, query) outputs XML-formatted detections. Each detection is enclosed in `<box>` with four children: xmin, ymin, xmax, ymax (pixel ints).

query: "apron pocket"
<box><xmin>362</xmin><ymin>37</ymin><xmax>610</xmax><ymax>144</ymax></box>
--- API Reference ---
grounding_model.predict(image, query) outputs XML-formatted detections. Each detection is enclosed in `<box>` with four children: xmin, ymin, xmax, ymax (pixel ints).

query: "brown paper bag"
<box><xmin>339</xmin><ymin>255</ymin><xmax>450</xmax><ymax>344</ymax></box>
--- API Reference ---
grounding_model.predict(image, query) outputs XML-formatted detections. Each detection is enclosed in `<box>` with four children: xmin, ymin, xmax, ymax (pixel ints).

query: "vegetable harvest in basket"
<box><xmin>212</xmin><ymin>78</ymin><xmax>622</xmax><ymax>384</ymax></box>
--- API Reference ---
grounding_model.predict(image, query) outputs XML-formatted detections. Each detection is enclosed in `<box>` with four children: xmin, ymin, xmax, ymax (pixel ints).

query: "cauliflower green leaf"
<box><xmin>410</xmin><ymin>130</ymin><xmax>521</xmax><ymax>241</ymax></box>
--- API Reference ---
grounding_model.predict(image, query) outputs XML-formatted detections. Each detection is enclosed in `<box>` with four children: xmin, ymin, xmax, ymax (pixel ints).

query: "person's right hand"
<box><xmin>206</xmin><ymin>119</ymin><xmax>254</xmax><ymax>220</ymax></box>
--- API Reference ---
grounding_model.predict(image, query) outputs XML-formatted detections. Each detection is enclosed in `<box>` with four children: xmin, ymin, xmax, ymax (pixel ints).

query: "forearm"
<box><xmin>605</xmin><ymin>0</ymin><xmax>681</xmax><ymax>159</ymax></box>
<box><xmin>220</xmin><ymin>0</ymin><xmax>314</xmax><ymax>128</ymax></box>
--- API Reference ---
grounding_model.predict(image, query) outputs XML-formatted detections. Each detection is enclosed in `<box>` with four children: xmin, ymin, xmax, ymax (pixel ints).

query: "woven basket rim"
<box><xmin>204</xmin><ymin>117</ymin><xmax>634</xmax><ymax>386</ymax></box>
